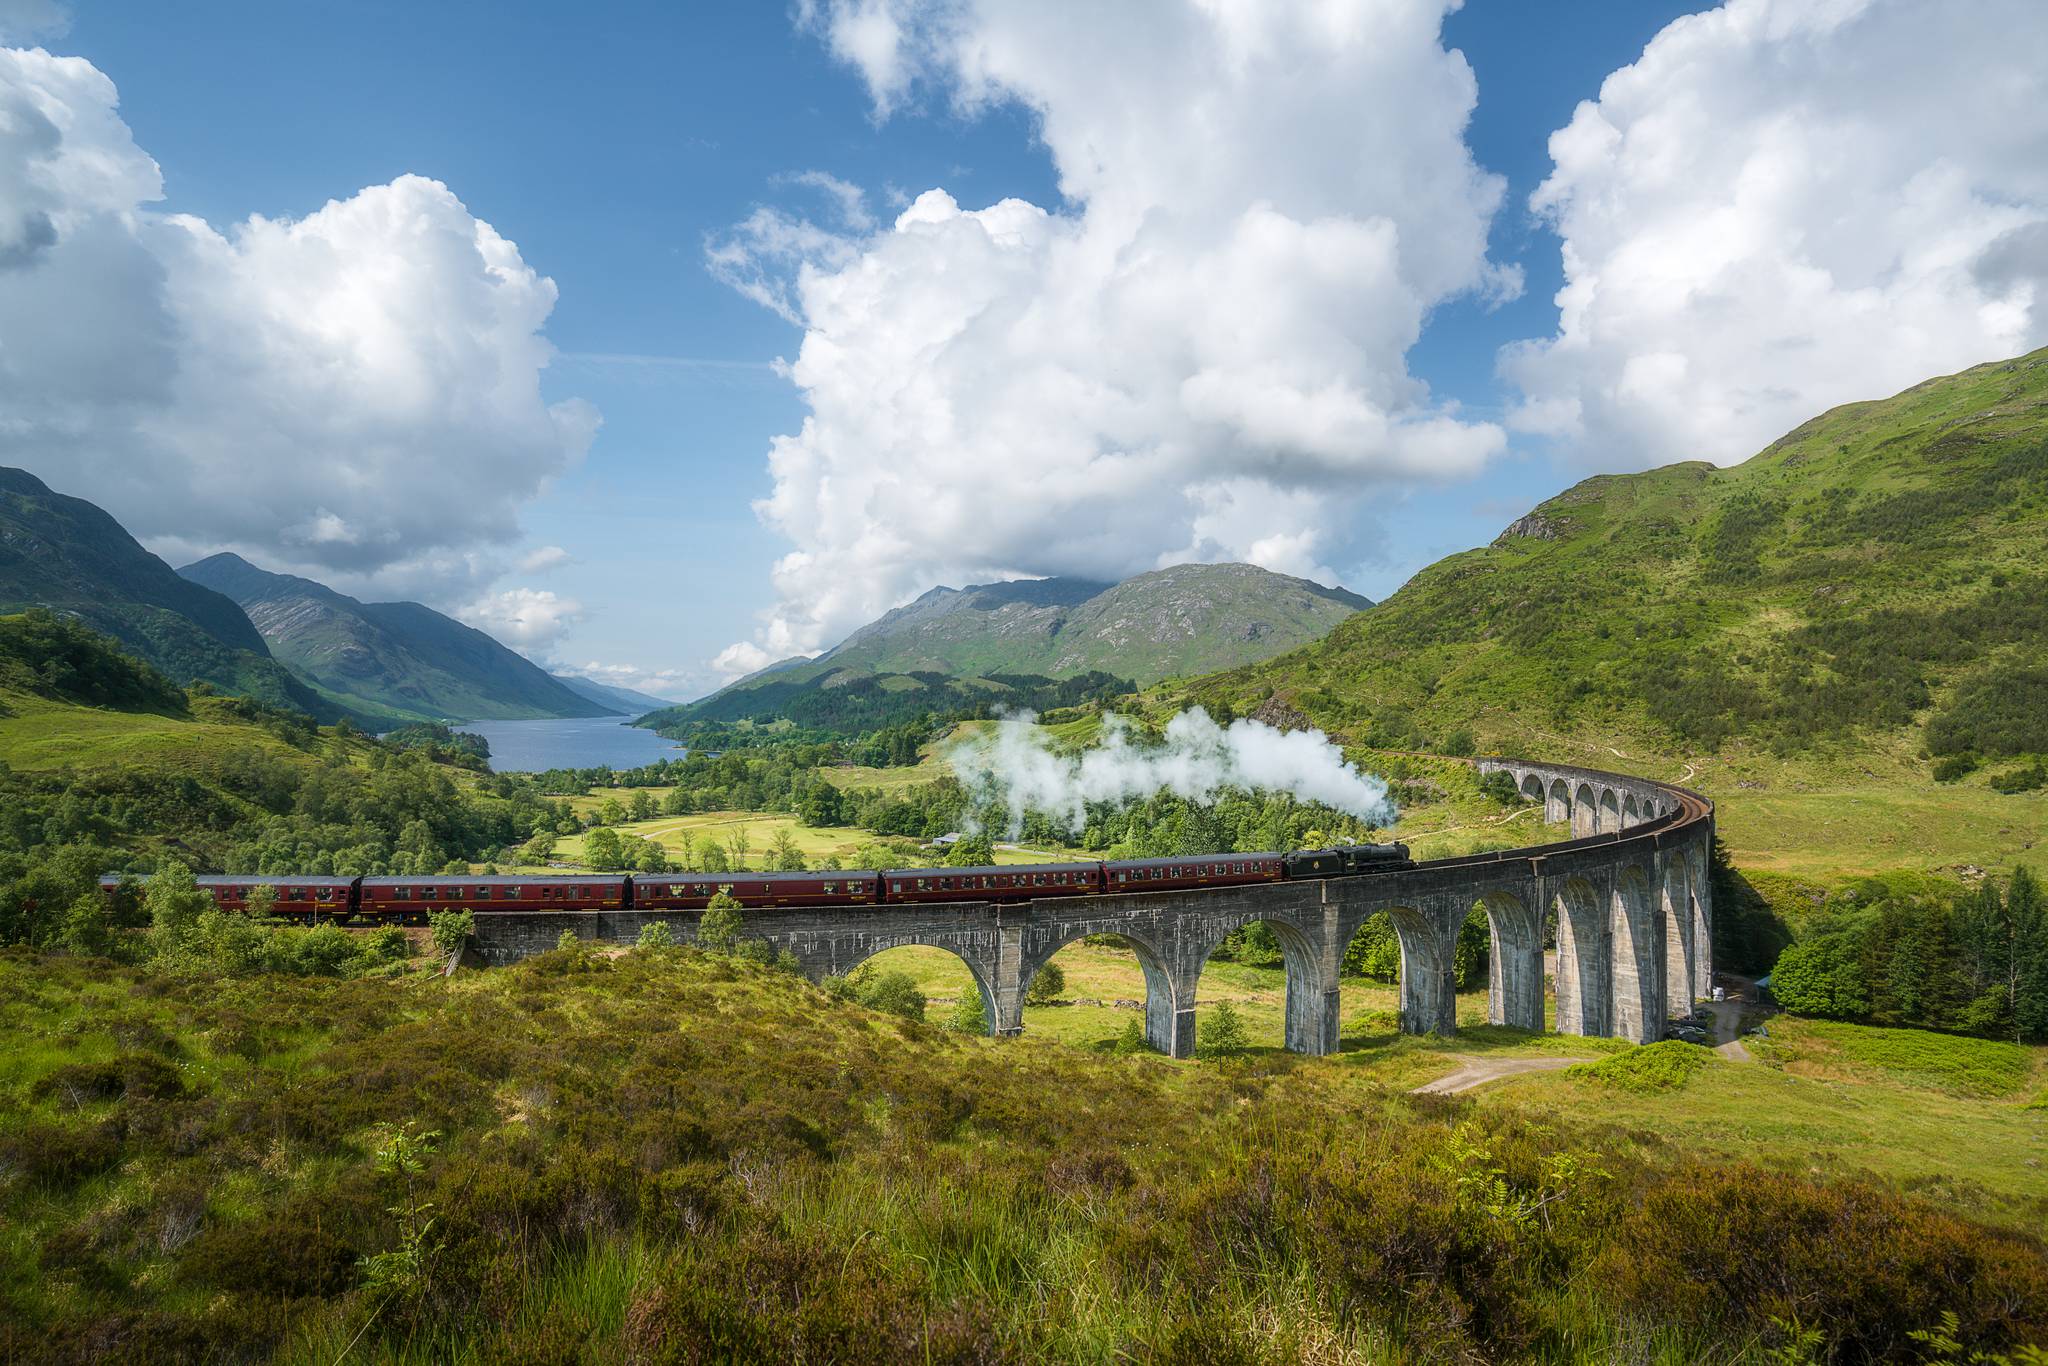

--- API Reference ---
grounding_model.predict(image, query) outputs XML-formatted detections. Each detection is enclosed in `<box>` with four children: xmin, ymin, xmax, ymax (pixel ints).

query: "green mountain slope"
<box><xmin>663</xmin><ymin>563</ymin><xmax>1368</xmax><ymax>732</ymax></box>
<box><xmin>179</xmin><ymin>553</ymin><xmax>617</xmax><ymax>724</ymax></box>
<box><xmin>1174</xmin><ymin>347</ymin><xmax>2048</xmax><ymax>788</ymax></box>
<box><xmin>0</xmin><ymin>467</ymin><xmax>342</xmax><ymax>721</ymax></box>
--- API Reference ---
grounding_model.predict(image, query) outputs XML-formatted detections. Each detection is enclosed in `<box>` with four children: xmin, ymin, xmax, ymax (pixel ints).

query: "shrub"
<box><xmin>637</xmin><ymin>920</ymin><xmax>676</xmax><ymax>952</ymax></box>
<box><xmin>1568</xmin><ymin>1041</ymin><xmax>1710</xmax><ymax>1094</ymax></box>
<box><xmin>1597</xmin><ymin>1166</ymin><xmax>2048</xmax><ymax>1361</ymax></box>
<box><xmin>1439</xmin><ymin>728</ymin><xmax>1477</xmax><ymax>757</ymax></box>
<box><xmin>1989</xmin><ymin>761</ymin><xmax>2047</xmax><ymax>794</ymax></box>
<box><xmin>1932</xmin><ymin>753</ymin><xmax>1980</xmax><ymax>783</ymax></box>
<box><xmin>1025</xmin><ymin>961</ymin><xmax>1065</xmax><ymax>1005</ymax></box>
<box><xmin>1196</xmin><ymin>1000</ymin><xmax>1249</xmax><ymax>1058</ymax></box>
<box><xmin>855</xmin><ymin>970</ymin><xmax>925</xmax><ymax>1022</ymax></box>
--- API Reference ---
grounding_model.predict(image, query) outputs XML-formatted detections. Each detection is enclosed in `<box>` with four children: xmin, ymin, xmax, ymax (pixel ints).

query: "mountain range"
<box><xmin>178</xmin><ymin>553</ymin><xmax>617</xmax><ymax>724</ymax></box>
<box><xmin>0</xmin><ymin>467</ymin><xmax>343</xmax><ymax>720</ymax></box>
<box><xmin>643</xmin><ymin>562</ymin><xmax>1371</xmax><ymax>732</ymax></box>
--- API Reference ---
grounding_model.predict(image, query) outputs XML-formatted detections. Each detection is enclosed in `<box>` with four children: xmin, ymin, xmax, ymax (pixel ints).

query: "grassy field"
<box><xmin>0</xmin><ymin>687</ymin><xmax>349</xmax><ymax>775</ymax></box>
<box><xmin>862</xmin><ymin>942</ymin><xmax>2048</xmax><ymax>1228</ymax></box>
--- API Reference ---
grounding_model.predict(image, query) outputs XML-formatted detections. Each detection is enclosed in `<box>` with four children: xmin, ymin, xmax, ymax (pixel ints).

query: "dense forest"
<box><xmin>1769</xmin><ymin>870</ymin><xmax>2048</xmax><ymax>1042</ymax></box>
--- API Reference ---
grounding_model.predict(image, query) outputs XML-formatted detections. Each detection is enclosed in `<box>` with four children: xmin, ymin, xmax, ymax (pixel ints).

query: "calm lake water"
<box><xmin>461</xmin><ymin>715</ymin><xmax>686</xmax><ymax>773</ymax></box>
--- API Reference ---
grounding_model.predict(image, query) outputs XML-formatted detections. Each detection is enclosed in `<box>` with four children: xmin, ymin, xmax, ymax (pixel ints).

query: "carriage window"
<box><xmin>392</xmin><ymin>887</ymin><xmax>410</xmax><ymax>901</ymax></box>
<box><xmin>822</xmin><ymin>882</ymin><xmax>836</xmax><ymax>894</ymax></box>
<box><xmin>916</xmin><ymin>879</ymin><xmax>930</xmax><ymax>891</ymax></box>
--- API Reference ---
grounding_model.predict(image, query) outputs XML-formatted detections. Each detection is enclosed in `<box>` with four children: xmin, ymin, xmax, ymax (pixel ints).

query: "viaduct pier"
<box><xmin>469</xmin><ymin>758</ymin><xmax>1714</xmax><ymax>1058</ymax></box>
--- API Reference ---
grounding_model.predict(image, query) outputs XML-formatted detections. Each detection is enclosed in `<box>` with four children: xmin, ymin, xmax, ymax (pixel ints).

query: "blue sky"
<box><xmin>7</xmin><ymin>1</ymin><xmax>2044</xmax><ymax>699</ymax></box>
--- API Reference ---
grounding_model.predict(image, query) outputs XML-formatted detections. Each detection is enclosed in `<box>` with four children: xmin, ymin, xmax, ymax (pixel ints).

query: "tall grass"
<box><xmin>2</xmin><ymin>948</ymin><xmax>2045</xmax><ymax>1363</ymax></box>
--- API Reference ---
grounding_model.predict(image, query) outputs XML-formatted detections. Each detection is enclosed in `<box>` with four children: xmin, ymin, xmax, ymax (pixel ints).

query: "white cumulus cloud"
<box><xmin>461</xmin><ymin>588</ymin><xmax>585</xmax><ymax>653</ymax></box>
<box><xmin>0</xmin><ymin>45</ymin><xmax>596</xmax><ymax>597</ymax></box>
<box><xmin>1501</xmin><ymin>0</ymin><xmax>2048</xmax><ymax>468</ymax></box>
<box><xmin>713</xmin><ymin>0</ymin><xmax>1512</xmax><ymax>668</ymax></box>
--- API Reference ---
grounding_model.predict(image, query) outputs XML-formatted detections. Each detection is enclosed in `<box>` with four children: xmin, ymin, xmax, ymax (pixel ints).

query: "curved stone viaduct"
<box><xmin>469</xmin><ymin>759</ymin><xmax>1715</xmax><ymax>1059</ymax></box>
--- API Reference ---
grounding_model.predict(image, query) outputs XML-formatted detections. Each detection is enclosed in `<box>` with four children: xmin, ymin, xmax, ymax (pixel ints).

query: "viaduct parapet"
<box><xmin>469</xmin><ymin>758</ymin><xmax>1714</xmax><ymax>1058</ymax></box>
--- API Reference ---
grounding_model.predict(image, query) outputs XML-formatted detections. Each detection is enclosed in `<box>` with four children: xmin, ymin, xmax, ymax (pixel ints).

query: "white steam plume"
<box><xmin>950</xmin><ymin>709</ymin><xmax>1397</xmax><ymax>837</ymax></box>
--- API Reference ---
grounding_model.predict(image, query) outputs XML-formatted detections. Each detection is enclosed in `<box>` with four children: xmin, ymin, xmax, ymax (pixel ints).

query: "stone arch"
<box><xmin>1552</xmin><ymin>877</ymin><xmax>1608</xmax><ymax>1036</ymax></box>
<box><xmin>1661</xmin><ymin>855</ymin><xmax>1695</xmax><ymax>1015</ymax></box>
<box><xmin>1343</xmin><ymin>903</ymin><xmax>1456</xmax><ymax>1036</ymax></box>
<box><xmin>1608</xmin><ymin>867</ymin><xmax>1661</xmax><ymax>1042</ymax></box>
<box><xmin>1478</xmin><ymin>888</ymin><xmax>1543</xmax><ymax>1032</ymax></box>
<box><xmin>1021</xmin><ymin>928</ymin><xmax>1180</xmax><ymax>1054</ymax></box>
<box><xmin>1621</xmin><ymin>793</ymin><xmax>1641</xmax><ymax>828</ymax></box>
<box><xmin>840</xmin><ymin>939</ymin><xmax>1001</xmax><ymax>1036</ymax></box>
<box><xmin>1597</xmin><ymin>788</ymin><xmax>1622</xmax><ymax>834</ymax></box>
<box><xmin>1189</xmin><ymin>913</ymin><xmax>1329</xmax><ymax>1056</ymax></box>
<box><xmin>839</xmin><ymin>942</ymin><xmax>1007</xmax><ymax>1036</ymax></box>
<box><xmin>1547</xmin><ymin>778</ymin><xmax>1572</xmax><ymax>825</ymax></box>
<box><xmin>1520</xmin><ymin>773</ymin><xmax>1546</xmax><ymax>805</ymax></box>
<box><xmin>1572</xmin><ymin>782</ymin><xmax>1599</xmax><ymax>837</ymax></box>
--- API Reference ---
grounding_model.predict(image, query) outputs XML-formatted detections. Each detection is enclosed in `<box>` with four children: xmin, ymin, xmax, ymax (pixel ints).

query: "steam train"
<box><xmin>97</xmin><ymin>844</ymin><xmax>1413</xmax><ymax>924</ymax></box>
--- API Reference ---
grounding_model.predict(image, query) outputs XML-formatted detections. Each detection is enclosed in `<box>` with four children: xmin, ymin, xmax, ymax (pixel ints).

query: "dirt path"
<box><xmin>1702</xmin><ymin>995</ymin><xmax>1756</xmax><ymax>1062</ymax></box>
<box><xmin>1413</xmin><ymin>1054</ymin><xmax>1593</xmax><ymax>1095</ymax></box>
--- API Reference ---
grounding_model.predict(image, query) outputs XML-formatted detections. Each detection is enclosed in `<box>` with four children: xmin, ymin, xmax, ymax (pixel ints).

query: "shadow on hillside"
<box><xmin>1712</xmin><ymin>836</ymin><xmax>1795</xmax><ymax>974</ymax></box>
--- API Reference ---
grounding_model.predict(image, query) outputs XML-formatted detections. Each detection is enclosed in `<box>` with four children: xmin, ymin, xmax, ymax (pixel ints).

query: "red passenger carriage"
<box><xmin>357</xmin><ymin>875</ymin><xmax>628</xmax><ymax>923</ymax></box>
<box><xmin>881</xmin><ymin>863</ymin><xmax>1103</xmax><ymax>903</ymax></box>
<box><xmin>1104</xmin><ymin>853</ymin><xmax>1285</xmax><ymax>893</ymax></box>
<box><xmin>630</xmin><ymin>870</ymin><xmax>882</xmax><ymax>909</ymax></box>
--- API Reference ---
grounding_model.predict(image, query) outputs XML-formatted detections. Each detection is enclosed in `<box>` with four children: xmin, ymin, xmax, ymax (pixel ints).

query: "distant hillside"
<box><xmin>811</xmin><ymin>563</ymin><xmax>1367</xmax><ymax>684</ymax></box>
<box><xmin>180</xmin><ymin>553</ymin><xmax>617</xmax><ymax>724</ymax></box>
<box><xmin>0</xmin><ymin>467</ymin><xmax>343</xmax><ymax>721</ymax></box>
<box><xmin>1174</xmin><ymin>347</ymin><xmax>2048</xmax><ymax>789</ymax></box>
<box><xmin>550</xmin><ymin>673</ymin><xmax>681</xmax><ymax>715</ymax></box>
<box><xmin>639</xmin><ymin>670</ymin><xmax>1134</xmax><ymax>737</ymax></box>
<box><xmin>662</xmin><ymin>562</ymin><xmax>1366</xmax><ymax>733</ymax></box>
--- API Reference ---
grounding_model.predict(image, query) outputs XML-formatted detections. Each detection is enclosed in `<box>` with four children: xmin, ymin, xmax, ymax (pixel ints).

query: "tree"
<box><xmin>245</xmin><ymin>883</ymin><xmax>279</xmax><ymax>921</ymax></box>
<box><xmin>1769</xmin><ymin>936</ymin><xmax>1868</xmax><ymax>1019</ymax></box>
<box><xmin>636</xmin><ymin>919</ymin><xmax>675</xmax><ymax>952</ymax></box>
<box><xmin>629</xmin><ymin>790</ymin><xmax>658</xmax><ymax>822</ymax></box>
<box><xmin>945</xmin><ymin>833</ymin><xmax>995</xmax><ymax>867</ymax></box>
<box><xmin>520</xmin><ymin>831</ymin><xmax>556</xmax><ymax>865</ymax></box>
<box><xmin>634</xmin><ymin>840</ymin><xmax>670</xmax><ymax>874</ymax></box>
<box><xmin>2011</xmin><ymin>866</ymin><xmax>2048</xmax><ymax>1042</ymax></box>
<box><xmin>1196</xmin><ymin>1000</ymin><xmax>1249</xmax><ymax>1058</ymax></box>
<box><xmin>584</xmin><ymin>827</ymin><xmax>626</xmax><ymax>871</ymax></box>
<box><xmin>697</xmin><ymin>841</ymin><xmax>731</xmax><ymax>873</ymax></box>
<box><xmin>769</xmin><ymin>828</ymin><xmax>805</xmax><ymax>871</ymax></box>
<box><xmin>947</xmin><ymin>988</ymin><xmax>989</xmax><ymax>1033</ymax></box>
<box><xmin>597</xmin><ymin>797</ymin><xmax>627</xmax><ymax>826</ymax></box>
<box><xmin>429</xmin><ymin>909</ymin><xmax>473</xmax><ymax>956</ymax></box>
<box><xmin>661</xmin><ymin>786</ymin><xmax>691</xmax><ymax>816</ymax></box>
<box><xmin>725</xmin><ymin>827</ymin><xmax>752</xmax><ymax>871</ymax></box>
<box><xmin>697</xmin><ymin>887</ymin><xmax>744</xmax><ymax>953</ymax></box>
<box><xmin>1025</xmin><ymin>960</ymin><xmax>1066</xmax><ymax>1005</ymax></box>
<box><xmin>145</xmin><ymin>862</ymin><xmax>210</xmax><ymax>946</ymax></box>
